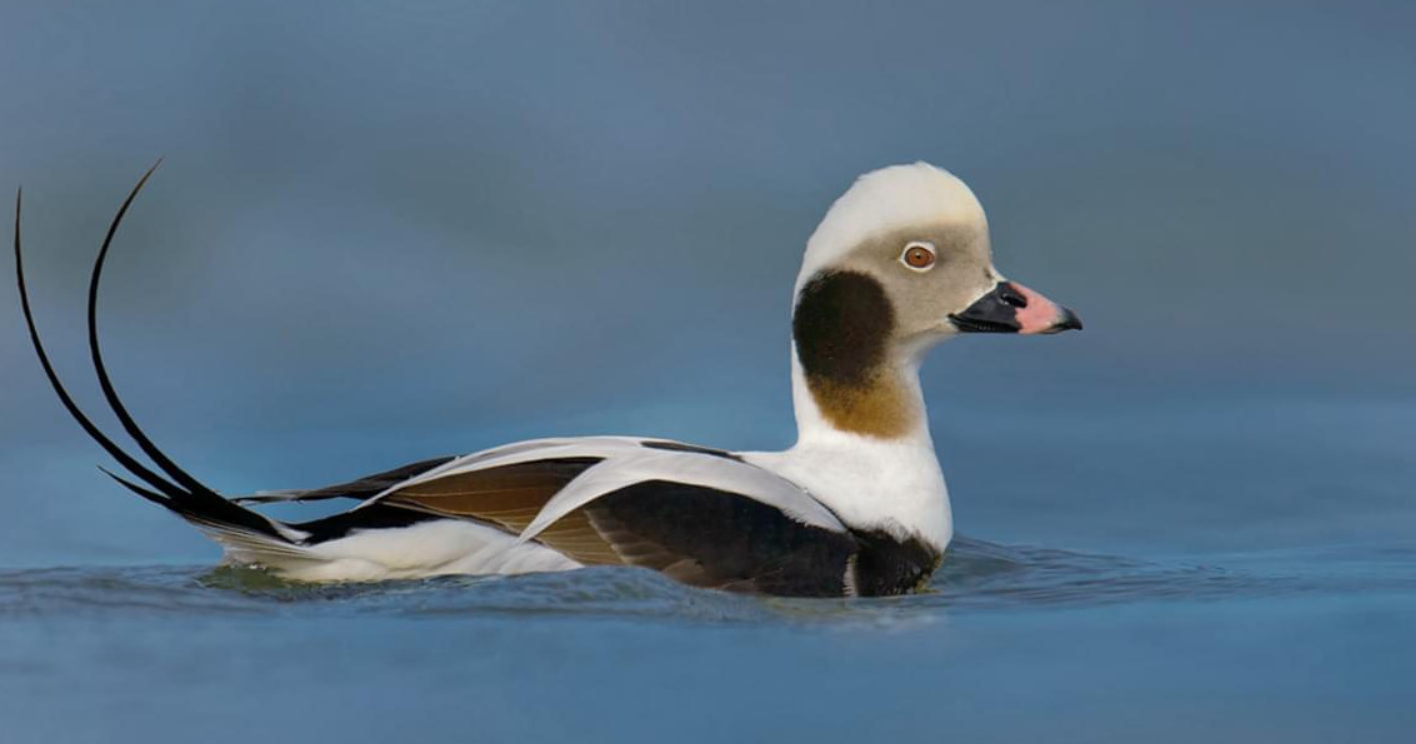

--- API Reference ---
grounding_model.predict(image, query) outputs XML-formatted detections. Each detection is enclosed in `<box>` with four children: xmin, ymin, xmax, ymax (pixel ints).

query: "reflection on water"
<box><xmin>4</xmin><ymin>537</ymin><xmax>1411</xmax><ymax>624</ymax></box>
<box><xmin>3</xmin><ymin>537</ymin><xmax>1415</xmax><ymax>743</ymax></box>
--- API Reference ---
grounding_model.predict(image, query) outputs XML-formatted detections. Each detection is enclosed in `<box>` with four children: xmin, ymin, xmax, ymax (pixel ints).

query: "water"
<box><xmin>3</xmin><ymin>536</ymin><xmax>1415</xmax><ymax>743</ymax></box>
<box><xmin>5</xmin><ymin>539</ymin><xmax>1414</xmax><ymax>623</ymax></box>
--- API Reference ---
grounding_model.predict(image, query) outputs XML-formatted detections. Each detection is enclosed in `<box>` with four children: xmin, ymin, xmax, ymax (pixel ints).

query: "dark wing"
<box><xmin>577</xmin><ymin>479</ymin><xmax>858</xmax><ymax>595</ymax></box>
<box><xmin>377</xmin><ymin>455</ymin><xmax>625</xmax><ymax>565</ymax></box>
<box><xmin>344</xmin><ymin>438</ymin><xmax>860</xmax><ymax>595</ymax></box>
<box><xmin>234</xmin><ymin>456</ymin><xmax>458</xmax><ymax>504</ymax></box>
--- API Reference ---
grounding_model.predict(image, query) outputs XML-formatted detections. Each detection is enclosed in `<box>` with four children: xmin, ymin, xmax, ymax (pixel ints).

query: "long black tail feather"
<box><xmin>14</xmin><ymin>167</ymin><xmax>290</xmax><ymax>543</ymax></box>
<box><xmin>85</xmin><ymin>160</ymin><xmax>216</xmax><ymax>497</ymax></box>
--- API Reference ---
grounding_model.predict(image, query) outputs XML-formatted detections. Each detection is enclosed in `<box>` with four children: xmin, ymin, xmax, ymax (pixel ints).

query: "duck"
<box><xmin>13</xmin><ymin>161</ymin><xmax>1080</xmax><ymax>597</ymax></box>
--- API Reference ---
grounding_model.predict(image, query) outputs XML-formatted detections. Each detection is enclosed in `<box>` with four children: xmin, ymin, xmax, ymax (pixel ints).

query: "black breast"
<box><xmin>585</xmin><ymin>480</ymin><xmax>859</xmax><ymax>597</ymax></box>
<box><xmin>582</xmin><ymin>480</ymin><xmax>941</xmax><ymax>598</ymax></box>
<box><xmin>847</xmin><ymin>529</ymin><xmax>943</xmax><ymax>597</ymax></box>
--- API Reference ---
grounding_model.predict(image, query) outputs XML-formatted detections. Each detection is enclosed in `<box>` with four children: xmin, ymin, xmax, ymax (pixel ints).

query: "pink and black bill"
<box><xmin>948</xmin><ymin>281</ymin><xmax>1082</xmax><ymax>335</ymax></box>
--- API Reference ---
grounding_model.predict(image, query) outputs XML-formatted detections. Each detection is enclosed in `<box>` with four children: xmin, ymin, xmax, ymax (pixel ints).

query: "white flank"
<box><xmin>226</xmin><ymin>520</ymin><xmax>582</xmax><ymax>583</ymax></box>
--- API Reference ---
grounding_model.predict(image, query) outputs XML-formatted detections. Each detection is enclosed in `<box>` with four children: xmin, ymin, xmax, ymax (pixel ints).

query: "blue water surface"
<box><xmin>3</xmin><ymin>544</ymin><xmax>1414</xmax><ymax>743</ymax></box>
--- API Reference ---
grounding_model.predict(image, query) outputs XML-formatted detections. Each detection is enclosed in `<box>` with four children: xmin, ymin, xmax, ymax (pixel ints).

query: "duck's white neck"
<box><xmin>744</xmin><ymin>348</ymin><xmax>953</xmax><ymax>551</ymax></box>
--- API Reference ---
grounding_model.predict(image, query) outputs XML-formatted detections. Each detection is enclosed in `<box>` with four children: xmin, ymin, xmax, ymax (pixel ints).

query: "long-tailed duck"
<box><xmin>14</xmin><ymin>161</ymin><xmax>1080</xmax><ymax>597</ymax></box>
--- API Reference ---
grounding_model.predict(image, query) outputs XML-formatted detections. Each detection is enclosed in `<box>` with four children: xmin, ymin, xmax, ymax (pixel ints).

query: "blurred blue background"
<box><xmin>1</xmin><ymin>2</ymin><xmax>1414</xmax><ymax>743</ymax></box>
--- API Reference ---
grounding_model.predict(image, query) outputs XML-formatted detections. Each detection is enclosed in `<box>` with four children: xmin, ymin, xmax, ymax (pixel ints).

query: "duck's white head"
<box><xmin>790</xmin><ymin>162</ymin><xmax>1081</xmax><ymax>440</ymax></box>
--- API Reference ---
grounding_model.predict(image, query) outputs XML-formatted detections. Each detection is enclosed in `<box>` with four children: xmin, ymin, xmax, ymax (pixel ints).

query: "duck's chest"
<box><xmin>847</xmin><ymin>528</ymin><xmax>943</xmax><ymax>596</ymax></box>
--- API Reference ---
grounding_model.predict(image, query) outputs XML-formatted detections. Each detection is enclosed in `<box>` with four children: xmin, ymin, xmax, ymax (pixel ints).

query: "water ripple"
<box><xmin>1</xmin><ymin>537</ymin><xmax>1412</xmax><ymax>625</ymax></box>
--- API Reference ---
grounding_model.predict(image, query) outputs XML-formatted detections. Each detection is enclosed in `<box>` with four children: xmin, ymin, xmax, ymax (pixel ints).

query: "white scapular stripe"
<box><xmin>351</xmin><ymin>436</ymin><xmax>847</xmax><ymax>541</ymax></box>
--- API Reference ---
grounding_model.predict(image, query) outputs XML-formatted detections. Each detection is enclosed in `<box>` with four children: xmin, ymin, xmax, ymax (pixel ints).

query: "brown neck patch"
<box><xmin>801</xmin><ymin>373</ymin><xmax>917</xmax><ymax>438</ymax></box>
<box><xmin>793</xmin><ymin>270</ymin><xmax>918</xmax><ymax>438</ymax></box>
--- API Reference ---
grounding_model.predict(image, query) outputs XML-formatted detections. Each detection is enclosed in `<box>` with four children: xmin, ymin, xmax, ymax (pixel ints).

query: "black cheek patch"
<box><xmin>792</xmin><ymin>271</ymin><xmax>894</xmax><ymax>386</ymax></box>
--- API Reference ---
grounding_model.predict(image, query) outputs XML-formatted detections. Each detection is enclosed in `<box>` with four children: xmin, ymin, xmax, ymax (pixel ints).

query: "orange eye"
<box><xmin>902</xmin><ymin>242</ymin><xmax>936</xmax><ymax>270</ymax></box>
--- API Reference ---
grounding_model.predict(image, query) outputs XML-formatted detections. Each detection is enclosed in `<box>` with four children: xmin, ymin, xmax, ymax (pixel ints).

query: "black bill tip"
<box><xmin>1053</xmin><ymin>307</ymin><xmax>1083</xmax><ymax>333</ymax></box>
